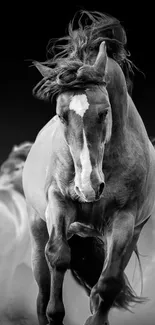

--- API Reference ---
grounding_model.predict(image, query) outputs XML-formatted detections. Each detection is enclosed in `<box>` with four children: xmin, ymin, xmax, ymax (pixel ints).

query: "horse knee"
<box><xmin>98</xmin><ymin>277</ymin><xmax>123</xmax><ymax>301</ymax></box>
<box><xmin>45</xmin><ymin>239</ymin><xmax>71</xmax><ymax>270</ymax></box>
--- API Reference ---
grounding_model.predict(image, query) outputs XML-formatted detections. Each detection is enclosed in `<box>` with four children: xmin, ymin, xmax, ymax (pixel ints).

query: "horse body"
<box><xmin>23</xmin><ymin>11</ymin><xmax>155</xmax><ymax>325</ymax></box>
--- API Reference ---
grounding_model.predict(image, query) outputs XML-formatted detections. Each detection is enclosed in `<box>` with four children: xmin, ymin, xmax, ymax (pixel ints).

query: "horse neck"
<box><xmin>127</xmin><ymin>94</ymin><xmax>150</xmax><ymax>148</ymax></box>
<box><xmin>106</xmin><ymin>58</ymin><xmax>149</xmax><ymax>144</ymax></box>
<box><xmin>104</xmin><ymin>90</ymin><xmax>150</xmax><ymax>171</ymax></box>
<box><xmin>127</xmin><ymin>95</ymin><xmax>147</xmax><ymax>132</ymax></box>
<box><xmin>107</xmin><ymin>58</ymin><xmax>128</xmax><ymax>139</ymax></box>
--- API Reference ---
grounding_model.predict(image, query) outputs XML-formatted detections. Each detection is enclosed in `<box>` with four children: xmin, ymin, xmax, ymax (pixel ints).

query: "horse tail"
<box><xmin>69</xmin><ymin>235</ymin><xmax>148</xmax><ymax>311</ymax></box>
<box><xmin>134</xmin><ymin>244</ymin><xmax>144</xmax><ymax>297</ymax></box>
<box><xmin>113</xmin><ymin>245</ymin><xmax>148</xmax><ymax>311</ymax></box>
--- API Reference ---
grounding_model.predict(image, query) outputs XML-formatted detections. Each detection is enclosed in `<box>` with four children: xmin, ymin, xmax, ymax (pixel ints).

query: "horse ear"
<box><xmin>33</xmin><ymin>61</ymin><xmax>53</xmax><ymax>77</ymax></box>
<box><xmin>93</xmin><ymin>41</ymin><xmax>108</xmax><ymax>76</ymax></box>
<box><xmin>13</xmin><ymin>145</ymin><xmax>18</xmax><ymax>152</ymax></box>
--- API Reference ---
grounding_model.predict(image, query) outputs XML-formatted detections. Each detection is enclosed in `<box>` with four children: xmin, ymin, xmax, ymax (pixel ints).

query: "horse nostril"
<box><xmin>75</xmin><ymin>186</ymin><xmax>81</xmax><ymax>196</ymax></box>
<box><xmin>99</xmin><ymin>182</ymin><xmax>105</xmax><ymax>195</ymax></box>
<box><xmin>96</xmin><ymin>182</ymin><xmax>105</xmax><ymax>199</ymax></box>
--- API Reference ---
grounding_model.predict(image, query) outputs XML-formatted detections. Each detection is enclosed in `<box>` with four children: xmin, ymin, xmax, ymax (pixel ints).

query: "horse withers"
<box><xmin>23</xmin><ymin>11</ymin><xmax>155</xmax><ymax>325</ymax></box>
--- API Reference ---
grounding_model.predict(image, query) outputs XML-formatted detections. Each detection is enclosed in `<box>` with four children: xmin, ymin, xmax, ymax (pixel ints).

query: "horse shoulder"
<box><xmin>23</xmin><ymin>115</ymin><xmax>68</xmax><ymax>218</ymax></box>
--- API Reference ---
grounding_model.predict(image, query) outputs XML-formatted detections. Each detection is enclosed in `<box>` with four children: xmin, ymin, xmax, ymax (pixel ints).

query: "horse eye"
<box><xmin>98</xmin><ymin>109</ymin><xmax>108</xmax><ymax>122</ymax></box>
<box><xmin>14</xmin><ymin>166</ymin><xmax>21</xmax><ymax>171</ymax></box>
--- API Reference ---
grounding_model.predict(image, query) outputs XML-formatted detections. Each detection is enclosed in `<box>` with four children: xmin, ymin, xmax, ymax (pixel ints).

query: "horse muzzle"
<box><xmin>74</xmin><ymin>181</ymin><xmax>105</xmax><ymax>202</ymax></box>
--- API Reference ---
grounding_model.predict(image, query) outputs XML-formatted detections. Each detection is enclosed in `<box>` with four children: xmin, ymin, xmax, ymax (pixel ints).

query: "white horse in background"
<box><xmin>0</xmin><ymin>142</ymin><xmax>38</xmax><ymax>324</ymax></box>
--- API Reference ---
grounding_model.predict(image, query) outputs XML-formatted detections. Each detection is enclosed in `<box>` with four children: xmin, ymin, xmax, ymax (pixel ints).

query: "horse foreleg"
<box><xmin>45</xmin><ymin>188</ymin><xmax>75</xmax><ymax>325</ymax></box>
<box><xmin>31</xmin><ymin>216</ymin><xmax>50</xmax><ymax>325</ymax></box>
<box><xmin>86</xmin><ymin>211</ymin><xmax>136</xmax><ymax>325</ymax></box>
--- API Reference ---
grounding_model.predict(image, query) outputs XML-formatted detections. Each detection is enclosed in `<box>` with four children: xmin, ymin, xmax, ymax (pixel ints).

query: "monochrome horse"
<box><xmin>23</xmin><ymin>11</ymin><xmax>155</xmax><ymax>325</ymax></box>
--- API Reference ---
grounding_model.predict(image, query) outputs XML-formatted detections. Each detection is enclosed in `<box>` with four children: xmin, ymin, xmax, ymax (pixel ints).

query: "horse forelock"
<box><xmin>33</xmin><ymin>10</ymin><xmax>134</xmax><ymax>101</ymax></box>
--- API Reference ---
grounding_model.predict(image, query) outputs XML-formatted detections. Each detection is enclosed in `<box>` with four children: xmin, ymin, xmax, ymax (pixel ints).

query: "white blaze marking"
<box><xmin>105</xmin><ymin>108</ymin><xmax>112</xmax><ymax>143</ymax></box>
<box><xmin>69</xmin><ymin>94</ymin><xmax>89</xmax><ymax>117</ymax></box>
<box><xmin>80</xmin><ymin>130</ymin><xmax>93</xmax><ymax>190</ymax></box>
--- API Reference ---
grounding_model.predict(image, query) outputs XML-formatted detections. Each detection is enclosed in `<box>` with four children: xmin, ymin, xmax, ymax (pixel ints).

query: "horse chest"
<box><xmin>23</xmin><ymin>138</ymin><xmax>55</xmax><ymax>216</ymax></box>
<box><xmin>23</xmin><ymin>118</ymin><xmax>72</xmax><ymax>217</ymax></box>
<box><xmin>75</xmin><ymin>201</ymin><xmax>106</xmax><ymax>229</ymax></box>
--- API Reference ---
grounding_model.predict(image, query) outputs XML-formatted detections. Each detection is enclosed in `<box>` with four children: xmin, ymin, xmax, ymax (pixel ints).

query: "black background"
<box><xmin>0</xmin><ymin>2</ymin><xmax>154</xmax><ymax>164</ymax></box>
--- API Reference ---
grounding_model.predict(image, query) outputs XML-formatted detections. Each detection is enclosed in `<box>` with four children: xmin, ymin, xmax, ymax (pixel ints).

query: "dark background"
<box><xmin>0</xmin><ymin>3</ymin><xmax>154</xmax><ymax>164</ymax></box>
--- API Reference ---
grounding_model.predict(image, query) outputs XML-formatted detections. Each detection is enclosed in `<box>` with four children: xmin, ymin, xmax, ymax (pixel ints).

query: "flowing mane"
<box><xmin>33</xmin><ymin>10</ymin><xmax>134</xmax><ymax>100</ymax></box>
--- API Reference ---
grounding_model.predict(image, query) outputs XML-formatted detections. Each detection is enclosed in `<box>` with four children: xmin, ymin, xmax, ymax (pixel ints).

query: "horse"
<box><xmin>0</xmin><ymin>141</ymin><xmax>38</xmax><ymax>323</ymax></box>
<box><xmin>22</xmin><ymin>10</ymin><xmax>155</xmax><ymax>325</ymax></box>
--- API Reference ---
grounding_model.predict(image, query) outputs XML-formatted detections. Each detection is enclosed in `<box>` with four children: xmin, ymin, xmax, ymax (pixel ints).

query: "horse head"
<box><xmin>0</xmin><ymin>142</ymin><xmax>32</xmax><ymax>194</ymax></box>
<box><xmin>37</xmin><ymin>42</ymin><xmax>113</xmax><ymax>202</ymax></box>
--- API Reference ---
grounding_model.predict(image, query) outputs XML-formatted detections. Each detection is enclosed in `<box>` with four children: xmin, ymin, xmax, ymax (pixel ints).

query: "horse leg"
<box><xmin>30</xmin><ymin>215</ymin><xmax>50</xmax><ymax>325</ymax></box>
<box><xmin>85</xmin><ymin>210</ymin><xmax>137</xmax><ymax>325</ymax></box>
<box><xmin>44</xmin><ymin>188</ymin><xmax>75</xmax><ymax>325</ymax></box>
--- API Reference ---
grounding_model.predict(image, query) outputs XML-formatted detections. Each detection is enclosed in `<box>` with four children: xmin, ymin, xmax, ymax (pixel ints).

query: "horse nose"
<box><xmin>75</xmin><ymin>186</ymin><xmax>81</xmax><ymax>197</ymax></box>
<box><xmin>74</xmin><ymin>186</ymin><xmax>96</xmax><ymax>202</ymax></box>
<box><xmin>95</xmin><ymin>182</ymin><xmax>105</xmax><ymax>200</ymax></box>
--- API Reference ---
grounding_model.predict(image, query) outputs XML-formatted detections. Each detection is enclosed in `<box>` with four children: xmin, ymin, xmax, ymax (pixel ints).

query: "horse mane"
<box><xmin>150</xmin><ymin>137</ymin><xmax>155</xmax><ymax>146</ymax></box>
<box><xmin>0</xmin><ymin>142</ymin><xmax>32</xmax><ymax>176</ymax></box>
<box><xmin>33</xmin><ymin>10</ymin><xmax>134</xmax><ymax>100</ymax></box>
